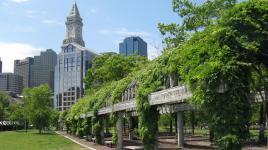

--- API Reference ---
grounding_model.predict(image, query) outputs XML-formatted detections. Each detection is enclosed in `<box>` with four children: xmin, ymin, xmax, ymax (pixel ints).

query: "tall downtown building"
<box><xmin>31</xmin><ymin>49</ymin><xmax>57</xmax><ymax>89</ymax></box>
<box><xmin>54</xmin><ymin>2</ymin><xmax>96</xmax><ymax>111</ymax></box>
<box><xmin>14</xmin><ymin>50</ymin><xmax>57</xmax><ymax>90</ymax></box>
<box><xmin>0</xmin><ymin>57</ymin><xmax>2</xmax><ymax>73</ymax></box>
<box><xmin>14</xmin><ymin>57</ymin><xmax>34</xmax><ymax>88</ymax></box>
<box><xmin>119</xmin><ymin>36</ymin><xmax>148</xmax><ymax>57</ymax></box>
<box><xmin>0</xmin><ymin>73</ymin><xmax>23</xmax><ymax>95</ymax></box>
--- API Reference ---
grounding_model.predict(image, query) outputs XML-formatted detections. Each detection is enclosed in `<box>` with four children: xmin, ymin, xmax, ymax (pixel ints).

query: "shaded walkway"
<box><xmin>56</xmin><ymin>131</ymin><xmax>113</xmax><ymax>150</ymax></box>
<box><xmin>57</xmin><ymin>131</ymin><xmax>267</xmax><ymax>150</ymax></box>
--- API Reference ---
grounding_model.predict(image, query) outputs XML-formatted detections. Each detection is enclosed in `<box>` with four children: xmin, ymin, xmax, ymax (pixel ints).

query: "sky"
<box><xmin>0</xmin><ymin>0</ymin><xmax>184</xmax><ymax>72</ymax></box>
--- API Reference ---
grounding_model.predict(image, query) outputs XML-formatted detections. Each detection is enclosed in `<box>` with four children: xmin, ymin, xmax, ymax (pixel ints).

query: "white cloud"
<box><xmin>99</xmin><ymin>28</ymin><xmax>152</xmax><ymax>37</ymax></box>
<box><xmin>10</xmin><ymin>0</ymin><xmax>31</xmax><ymax>3</ymax></box>
<box><xmin>0</xmin><ymin>41</ymin><xmax>43</xmax><ymax>72</ymax></box>
<box><xmin>42</xmin><ymin>19</ymin><xmax>64</xmax><ymax>26</ymax></box>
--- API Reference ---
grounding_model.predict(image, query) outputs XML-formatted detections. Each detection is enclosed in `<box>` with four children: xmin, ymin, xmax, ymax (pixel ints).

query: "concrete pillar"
<box><xmin>100</xmin><ymin>117</ymin><xmax>104</xmax><ymax>145</ymax></box>
<box><xmin>103</xmin><ymin>116</ymin><xmax>109</xmax><ymax>134</ymax></box>
<box><xmin>170</xmin><ymin>74</ymin><xmax>174</xmax><ymax>88</ymax></box>
<box><xmin>177</xmin><ymin>111</ymin><xmax>184</xmax><ymax>147</ymax></box>
<box><xmin>91</xmin><ymin>119</ymin><xmax>94</xmax><ymax>136</ymax></box>
<box><xmin>129</xmin><ymin>116</ymin><xmax>133</xmax><ymax>140</ymax></box>
<box><xmin>117</xmin><ymin>112</ymin><xmax>123</xmax><ymax>150</ymax></box>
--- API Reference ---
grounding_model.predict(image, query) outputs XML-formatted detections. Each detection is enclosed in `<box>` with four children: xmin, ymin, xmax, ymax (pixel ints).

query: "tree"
<box><xmin>179</xmin><ymin>0</ymin><xmax>267</xmax><ymax>149</ymax></box>
<box><xmin>85</xmin><ymin>53</ymin><xmax>148</xmax><ymax>89</ymax></box>
<box><xmin>50</xmin><ymin>109</ymin><xmax>60</xmax><ymax>130</ymax></box>
<box><xmin>158</xmin><ymin>0</ymin><xmax>237</xmax><ymax>48</ymax></box>
<box><xmin>159</xmin><ymin>0</ymin><xmax>268</xmax><ymax>149</ymax></box>
<box><xmin>0</xmin><ymin>91</ymin><xmax>10</xmax><ymax>121</ymax></box>
<box><xmin>8</xmin><ymin>102</ymin><xmax>26</xmax><ymax>130</ymax></box>
<box><xmin>23</xmin><ymin>84</ymin><xmax>54</xmax><ymax>134</ymax></box>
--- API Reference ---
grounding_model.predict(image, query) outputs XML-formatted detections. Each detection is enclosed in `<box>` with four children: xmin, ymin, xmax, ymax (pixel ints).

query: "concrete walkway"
<box><xmin>56</xmin><ymin>131</ymin><xmax>114</xmax><ymax>150</ymax></box>
<box><xmin>56</xmin><ymin>131</ymin><xmax>267</xmax><ymax>150</ymax></box>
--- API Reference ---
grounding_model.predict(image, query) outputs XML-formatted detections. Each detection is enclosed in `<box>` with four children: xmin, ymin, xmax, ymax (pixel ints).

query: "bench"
<box><xmin>85</xmin><ymin>135</ymin><xmax>93</xmax><ymax>141</ymax></box>
<box><xmin>104</xmin><ymin>140</ymin><xmax>113</xmax><ymax>147</ymax></box>
<box><xmin>92</xmin><ymin>137</ymin><xmax>96</xmax><ymax>143</ymax></box>
<box><xmin>124</xmin><ymin>146</ymin><xmax>144</xmax><ymax>150</ymax></box>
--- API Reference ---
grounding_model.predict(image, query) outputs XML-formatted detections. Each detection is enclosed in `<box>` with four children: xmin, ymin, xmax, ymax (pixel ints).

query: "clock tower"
<box><xmin>55</xmin><ymin>1</ymin><xmax>97</xmax><ymax>111</ymax></box>
<box><xmin>63</xmin><ymin>1</ymin><xmax>85</xmax><ymax>47</ymax></box>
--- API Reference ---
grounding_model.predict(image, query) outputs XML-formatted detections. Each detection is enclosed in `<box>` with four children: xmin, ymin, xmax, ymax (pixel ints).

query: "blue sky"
<box><xmin>0</xmin><ymin>0</ymin><xmax>183</xmax><ymax>72</ymax></box>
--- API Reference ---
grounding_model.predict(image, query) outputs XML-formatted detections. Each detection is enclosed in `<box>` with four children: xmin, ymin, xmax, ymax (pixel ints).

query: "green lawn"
<box><xmin>0</xmin><ymin>130</ymin><xmax>87</xmax><ymax>150</ymax></box>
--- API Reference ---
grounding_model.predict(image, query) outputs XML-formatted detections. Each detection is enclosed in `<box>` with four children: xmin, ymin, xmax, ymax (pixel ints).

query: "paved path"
<box><xmin>56</xmin><ymin>131</ymin><xmax>114</xmax><ymax>150</ymax></box>
<box><xmin>56</xmin><ymin>131</ymin><xmax>267</xmax><ymax>150</ymax></box>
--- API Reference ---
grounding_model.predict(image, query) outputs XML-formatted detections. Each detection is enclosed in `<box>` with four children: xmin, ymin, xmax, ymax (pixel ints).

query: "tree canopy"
<box><xmin>0</xmin><ymin>91</ymin><xmax>10</xmax><ymax>121</ymax></box>
<box><xmin>23</xmin><ymin>84</ymin><xmax>54</xmax><ymax>133</ymax></box>
<box><xmin>84</xmin><ymin>53</ymin><xmax>148</xmax><ymax>90</ymax></box>
<box><xmin>159</xmin><ymin>0</ymin><xmax>237</xmax><ymax>48</ymax></box>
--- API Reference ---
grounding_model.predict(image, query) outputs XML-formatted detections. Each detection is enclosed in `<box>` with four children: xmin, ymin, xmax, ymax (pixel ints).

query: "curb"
<box><xmin>56</xmin><ymin>131</ymin><xmax>97</xmax><ymax>150</ymax></box>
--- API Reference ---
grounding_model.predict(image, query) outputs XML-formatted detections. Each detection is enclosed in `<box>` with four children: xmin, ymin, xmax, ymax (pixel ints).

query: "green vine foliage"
<box><xmin>217</xmin><ymin>134</ymin><xmax>242</xmax><ymax>150</ymax></box>
<box><xmin>70</xmin><ymin>119</ymin><xmax>78</xmax><ymax>135</ymax></box>
<box><xmin>91</xmin><ymin>83</ymin><xmax>115</xmax><ymax>144</ymax></box>
<box><xmin>76</xmin><ymin>118</ymin><xmax>84</xmax><ymax>138</ymax></box>
<box><xmin>110</xmin><ymin>112</ymin><xmax>118</xmax><ymax>145</ymax></box>
<box><xmin>167</xmin><ymin>0</ymin><xmax>268</xmax><ymax>148</ymax></box>
<box><xmin>136</xmin><ymin>59</ymin><xmax>169</xmax><ymax>149</ymax></box>
<box><xmin>92</xmin><ymin>109</ymin><xmax>103</xmax><ymax>144</ymax></box>
<box><xmin>82</xmin><ymin>117</ymin><xmax>91</xmax><ymax>137</ymax></box>
<box><xmin>65</xmin><ymin>1</ymin><xmax>268</xmax><ymax>150</ymax></box>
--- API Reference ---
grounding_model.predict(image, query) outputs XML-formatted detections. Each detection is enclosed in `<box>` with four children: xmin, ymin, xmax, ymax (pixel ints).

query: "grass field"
<box><xmin>0</xmin><ymin>130</ymin><xmax>87</xmax><ymax>150</ymax></box>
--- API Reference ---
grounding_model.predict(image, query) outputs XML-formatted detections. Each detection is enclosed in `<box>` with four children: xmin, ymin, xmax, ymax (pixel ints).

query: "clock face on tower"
<box><xmin>77</xmin><ymin>27</ymin><xmax>82</xmax><ymax>37</ymax></box>
<box><xmin>72</xmin><ymin>26</ymin><xmax>76</xmax><ymax>35</ymax></box>
<box><xmin>67</xmin><ymin>24</ymin><xmax>82</xmax><ymax>38</ymax></box>
<box><xmin>67</xmin><ymin>26</ymin><xmax>74</xmax><ymax>37</ymax></box>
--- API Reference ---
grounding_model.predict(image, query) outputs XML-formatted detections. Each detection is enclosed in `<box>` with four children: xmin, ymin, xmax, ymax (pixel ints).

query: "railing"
<box><xmin>149</xmin><ymin>86</ymin><xmax>191</xmax><ymax>105</ymax></box>
<box><xmin>81</xmin><ymin>86</ymin><xmax>268</xmax><ymax>118</ymax></box>
<box><xmin>83</xmin><ymin>85</ymin><xmax>190</xmax><ymax>117</ymax></box>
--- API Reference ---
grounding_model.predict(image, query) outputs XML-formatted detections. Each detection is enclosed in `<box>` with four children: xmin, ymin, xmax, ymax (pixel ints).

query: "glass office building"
<box><xmin>31</xmin><ymin>49</ymin><xmax>57</xmax><ymax>90</ymax></box>
<box><xmin>0</xmin><ymin>73</ymin><xmax>23</xmax><ymax>95</ymax></box>
<box><xmin>14</xmin><ymin>57</ymin><xmax>34</xmax><ymax>88</ymax></box>
<box><xmin>119</xmin><ymin>36</ymin><xmax>148</xmax><ymax>57</ymax></box>
<box><xmin>54</xmin><ymin>2</ymin><xmax>96</xmax><ymax>111</ymax></box>
<box><xmin>0</xmin><ymin>58</ymin><xmax>2</xmax><ymax>73</ymax></box>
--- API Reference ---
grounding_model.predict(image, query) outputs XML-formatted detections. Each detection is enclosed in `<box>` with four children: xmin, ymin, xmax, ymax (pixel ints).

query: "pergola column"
<box><xmin>128</xmin><ymin>116</ymin><xmax>133</xmax><ymax>140</ymax></box>
<box><xmin>177</xmin><ymin>111</ymin><xmax>184</xmax><ymax>147</ymax></box>
<box><xmin>104</xmin><ymin>116</ymin><xmax>109</xmax><ymax>134</ymax></box>
<box><xmin>100</xmin><ymin>117</ymin><xmax>104</xmax><ymax>145</ymax></box>
<box><xmin>116</xmin><ymin>112</ymin><xmax>123</xmax><ymax>150</ymax></box>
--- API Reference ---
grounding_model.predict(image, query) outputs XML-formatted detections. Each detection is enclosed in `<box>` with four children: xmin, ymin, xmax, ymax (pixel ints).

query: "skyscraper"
<box><xmin>54</xmin><ymin>2</ymin><xmax>97</xmax><ymax>111</ymax></box>
<box><xmin>14</xmin><ymin>50</ymin><xmax>57</xmax><ymax>90</ymax></box>
<box><xmin>32</xmin><ymin>49</ymin><xmax>57</xmax><ymax>90</ymax></box>
<box><xmin>0</xmin><ymin>57</ymin><xmax>2</xmax><ymax>73</ymax></box>
<box><xmin>14</xmin><ymin>57</ymin><xmax>34</xmax><ymax>88</ymax></box>
<box><xmin>119</xmin><ymin>36</ymin><xmax>148</xmax><ymax>57</ymax></box>
<box><xmin>0</xmin><ymin>73</ymin><xmax>23</xmax><ymax>95</ymax></box>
